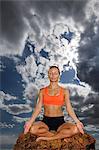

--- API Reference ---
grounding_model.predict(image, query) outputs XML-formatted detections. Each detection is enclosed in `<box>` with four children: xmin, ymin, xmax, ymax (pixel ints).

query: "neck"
<box><xmin>49</xmin><ymin>82</ymin><xmax>59</xmax><ymax>89</ymax></box>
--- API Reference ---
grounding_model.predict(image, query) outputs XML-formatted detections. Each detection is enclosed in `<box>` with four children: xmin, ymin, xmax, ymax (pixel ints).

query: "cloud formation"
<box><xmin>70</xmin><ymin>0</ymin><xmax>99</xmax><ymax>92</ymax></box>
<box><xmin>0</xmin><ymin>0</ymin><xmax>88</xmax><ymax>55</ymax></box>
<box><xmin>1</xmin><ymin>0</ymin><xmax>99</xmax><ymax>92</ymax></box>
<box><xmin>0</xmin><ymin>122</ymin><xmax>15</xmax><ymax>128</ymax></box>
<box><xmin>0</xmin><ymin>91</ymin><xmax>17</xmax><ymax>102</ymax></box>
<box><xmin>0</xmin><ymin>90</ymin><xmax>33</xmax><ymax>117</ymax></box>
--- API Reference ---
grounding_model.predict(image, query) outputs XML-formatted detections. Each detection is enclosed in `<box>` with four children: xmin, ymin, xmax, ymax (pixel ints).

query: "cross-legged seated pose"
<box><xmin>24</xmin><ymin>65</ymin><xmax>84</xmax><ymax>141</ymax></box>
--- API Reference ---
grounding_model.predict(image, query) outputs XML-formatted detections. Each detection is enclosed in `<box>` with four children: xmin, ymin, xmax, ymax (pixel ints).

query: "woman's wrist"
<box><xmin>29</xmin><ymin>118</ymin><xmax>33</xmax><ymax>124</ymax></box>
<box><xmin>75</xmin><ymin>119</ymin><xmax>80</xmax><ymax>124</ymax></box>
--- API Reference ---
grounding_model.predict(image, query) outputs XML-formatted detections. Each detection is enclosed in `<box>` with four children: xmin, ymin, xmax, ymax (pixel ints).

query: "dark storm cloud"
<box><xmin>77</xmin><ymin>16</ymin><xmax>99</xmax><ymax>92</ymax></box>
<box><xmin>1</xmin><ymin>1</ymin><xmax>27</xmax><ymax>47</ymax></box>
<box><xmin>29</xmin><ymin>0</ymin><xmax>87</xmax><ymax>22</ymax></box>
<box><xmin>70</xmin><ymin>91</ymin><xmax>99</xmax><ymax>125</ymax></box>
<box><xmin>0</xmin><ymin>0</ymin><xmax>88</xmax><ymax>54</ymax></box>
<box><xmin>82</xmin><ymin>93</ymin><xmax>99</xmax><ymax>119</ymax></box>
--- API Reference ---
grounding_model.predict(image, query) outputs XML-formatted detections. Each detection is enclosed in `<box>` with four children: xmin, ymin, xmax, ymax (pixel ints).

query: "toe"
<box><xmin>36</xmin><ymin>137</ymin><xmax>40</xmax><ymax>142</ymax></box>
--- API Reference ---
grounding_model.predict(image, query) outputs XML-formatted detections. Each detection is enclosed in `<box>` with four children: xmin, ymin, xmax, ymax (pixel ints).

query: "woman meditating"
<box><xmin>24</xmin><ymin>65</ymin><xmax>84</xmax><ymax>141</ymax></box>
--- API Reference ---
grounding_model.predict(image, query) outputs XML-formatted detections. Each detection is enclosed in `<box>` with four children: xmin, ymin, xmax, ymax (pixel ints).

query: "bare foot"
<box><xmin>64</xmin><ymin>137</ymin><xmax>71</xmax><ymax>143</ymax></box>
<box><xmin>36</xmin><ymin>136</ymin><xmax>49</xmax><ymax>142</ymax></box>
<box><xmin>36</xmin><ymin>131</ymin><xmax>55</xmax><ymax>142</ymax></box>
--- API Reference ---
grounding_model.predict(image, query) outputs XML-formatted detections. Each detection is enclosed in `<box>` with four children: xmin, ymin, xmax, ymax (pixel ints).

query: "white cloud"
<box><xmin>0</xmin><ymin>102</ymin><xmax>32</xmax><ymax>116</ymax></box>
<box><xmin>6</xmin><ymin>104</ymin><xmax>32</xmax><ymax>115</ymax></box>
<box><xmin>23</xmin><ymin>82</ymin><xmax>38</xmax><ymax>101</ymax></box>
<box><xmin>0</xmin><ymin>91</ymin><xmax>33</xmax><ymax>116</ymax></box>
<box><xmin>0</xmin><ymin>122</ymin><xmax>15</xmax><ymax>128</ymax></box>
<box><xmin>60</xmin><ymin>82</ymin><xmax>92</xmax><ymax>97</ymax></box>
<box><xmin>0</xmin><ymin>91</ymin><xmax>17</xmax><ymax>101</ymax></box>
<box><xmin>12</xmin><ymin>116</ymin><xmax>29</xmax><ymax>123</ymax></box>
<box><xmin>16</xmin><ymin>55</ymin><xmax>38</xmax><ymax>84</ymax></box>
<box><xmin>81</xmin><ymin>104</ymin><xmax>94</xmax><ymax>112</ymax></box>
<box><xmin>16</xmin><ymin>22</ymin><xmax>82</xmax><ymax>89</ymax></box>
<box><xmin>85</xmin><ymin>124</ymin><xmax>99</xmax><ymax>132</ymax></box>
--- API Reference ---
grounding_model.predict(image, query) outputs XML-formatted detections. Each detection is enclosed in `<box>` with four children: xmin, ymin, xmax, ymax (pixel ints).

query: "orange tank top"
<box><xmin>42</xmin><ymin>87</ymin><xmax>64</xmax><ymax>106</ymax></box>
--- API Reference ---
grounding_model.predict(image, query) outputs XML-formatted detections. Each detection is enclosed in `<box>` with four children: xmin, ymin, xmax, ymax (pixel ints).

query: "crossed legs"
<box><xmin>29</xmin><ymin>121</ymin><xmax>79</xmax><ymax>142</ymax></box>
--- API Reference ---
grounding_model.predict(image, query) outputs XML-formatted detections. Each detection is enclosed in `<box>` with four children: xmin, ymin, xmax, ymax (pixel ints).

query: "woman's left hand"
<box><xmin>76</xmin><ymin>121</ymin><xmax>84</xmax><ymax>134</ymax></box>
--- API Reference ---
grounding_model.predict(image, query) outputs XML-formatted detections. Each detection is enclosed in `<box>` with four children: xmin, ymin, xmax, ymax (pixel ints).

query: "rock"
<box><xmin>13</xmin><ymin>132</ymin><xmax>96</xmax><ymax>150</ymax></box>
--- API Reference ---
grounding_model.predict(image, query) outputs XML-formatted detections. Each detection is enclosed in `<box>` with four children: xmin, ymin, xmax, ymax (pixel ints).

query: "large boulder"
<box><xmin>13</xmin><ymin>132</ymin><xmax>96</xmax><ymax>150</ymax></box>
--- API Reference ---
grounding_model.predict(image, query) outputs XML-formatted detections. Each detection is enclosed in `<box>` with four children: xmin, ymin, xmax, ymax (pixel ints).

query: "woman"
<box><xmin>24</xmin><ymin>65</ymin><xmax>84</xmax><ymax>141</ymax></box>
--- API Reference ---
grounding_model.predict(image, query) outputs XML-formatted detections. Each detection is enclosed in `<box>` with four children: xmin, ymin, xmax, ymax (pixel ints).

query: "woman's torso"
<box><xmin>42</xmin><ymin>86</ymin><xmax>65</xmax><ymax>117</ymax></box>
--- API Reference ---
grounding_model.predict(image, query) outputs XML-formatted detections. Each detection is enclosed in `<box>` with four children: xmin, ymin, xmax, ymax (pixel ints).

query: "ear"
<box><xmin>58</xmin><ymin>76</ymin><xmax>60</xmax><ymax>81</ymax></box>
<box><xmin>48</xmin><ymin>74</ymin><xmax>50</xmax><ymax>79</ymax></box>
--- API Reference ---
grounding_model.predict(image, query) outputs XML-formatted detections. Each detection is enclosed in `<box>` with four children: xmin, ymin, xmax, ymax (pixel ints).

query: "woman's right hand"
<box><xmin>76</xmin><ymin>121</ymin><xmax>84</xmax><ymax>134</ymax></box>
<box><xmin>24</xmin><ymin>120</ymin><xmax>32</xmax><ymax>134</ymax></box>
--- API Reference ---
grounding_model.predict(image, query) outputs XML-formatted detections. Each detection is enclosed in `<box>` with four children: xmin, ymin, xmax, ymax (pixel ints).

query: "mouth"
<box><xmin>51</xmin><ymin>78</ymin><xmax>57</xmax><ymax>80</ymax></box>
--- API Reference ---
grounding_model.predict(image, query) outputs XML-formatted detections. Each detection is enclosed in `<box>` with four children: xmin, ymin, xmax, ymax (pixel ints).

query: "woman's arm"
<box><xmin>24</xmin><ymin>89</ymin><xmax>43</xmax><ymax>134</ymax></box>
<box><xmin>64</xmin><ymin>88</ymin><xmax>84</xmax><ymax>134</ymax></box>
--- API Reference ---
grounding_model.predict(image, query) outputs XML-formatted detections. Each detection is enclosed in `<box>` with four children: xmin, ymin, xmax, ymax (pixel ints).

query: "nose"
<box><xmin>51</xmin><ymin>73</ymin><xmax>56</xmax><ymax>77</ymax></box>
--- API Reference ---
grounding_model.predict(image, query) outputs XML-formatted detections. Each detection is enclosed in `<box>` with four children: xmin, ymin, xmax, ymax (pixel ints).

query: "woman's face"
<box><xmin>48</xmin><ymin>67</ymin><xmax>60</xmax><ymax>82</ymax></box>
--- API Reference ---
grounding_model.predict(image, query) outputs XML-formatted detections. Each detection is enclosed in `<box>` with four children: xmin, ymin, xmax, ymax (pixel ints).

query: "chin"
<box><xmin>50</xmin><ymin>79</ymin><xmax>58</xmax><ymax>82</ymax></box>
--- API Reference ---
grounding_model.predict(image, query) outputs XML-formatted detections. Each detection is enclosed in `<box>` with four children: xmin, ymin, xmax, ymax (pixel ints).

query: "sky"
<box><xmin>1</xmin><ymin>0</ymin><xmax>99</xmax><ymax>91</ymax></box>
<box><xmin>0</xmin><ymin>0</ymin><xmax>99</xmax><ymax>149</ymax></box>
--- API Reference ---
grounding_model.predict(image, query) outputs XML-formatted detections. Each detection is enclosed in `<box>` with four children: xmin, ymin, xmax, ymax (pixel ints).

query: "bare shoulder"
<box><xmin>60</xmin><ymin>86</ymin><xmax>69</xmax><ymax>95</ymax></box>
<box><xmin>39</xmin><ymin>86</ymin><xmax>47</xmax><ymax>94</ymax></box>
<box><xmin>60</xmin><ymin>86</ymin><xmax>68</xmax><ymax>91</ymax></box>
<box><xmin>39</xmin><ymin>88</ymin><xmax>44</xmax><ymax>92</ymax></box>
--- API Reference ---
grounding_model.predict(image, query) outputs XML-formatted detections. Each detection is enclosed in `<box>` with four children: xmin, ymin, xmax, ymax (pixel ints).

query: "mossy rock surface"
<box><xmin>13</xmin><ymin>132</ymin><xmax>96</xmax><ymax>150</ymax></box>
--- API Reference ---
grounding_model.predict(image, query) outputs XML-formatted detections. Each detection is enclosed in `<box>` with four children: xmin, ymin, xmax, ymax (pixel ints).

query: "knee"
<box><xmin>30</xmin><ymin>125</ymin><xmax>38</xmax><ymax>134</ymax></box>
